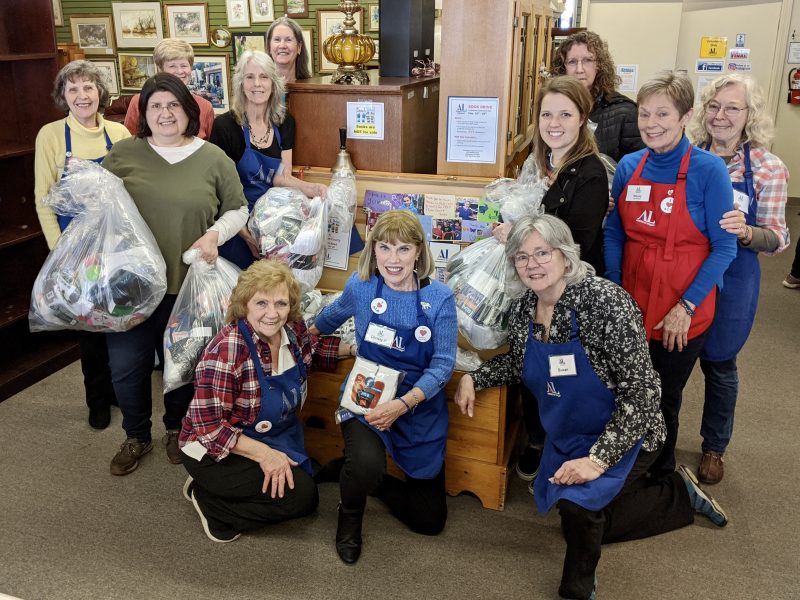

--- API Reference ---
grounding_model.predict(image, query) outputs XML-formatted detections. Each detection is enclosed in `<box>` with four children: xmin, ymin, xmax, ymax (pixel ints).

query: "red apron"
<box><xmin>618</xmin><ymin>145</ymin><xmax>716</xmax><ymax>341</ymax></box>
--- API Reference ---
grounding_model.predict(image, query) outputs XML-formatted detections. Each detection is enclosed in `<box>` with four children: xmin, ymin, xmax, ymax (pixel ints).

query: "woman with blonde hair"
<box><xmin>686</xmin><ymin>74</ymin><xmax>789</xmax><ymax>484</ymax></box>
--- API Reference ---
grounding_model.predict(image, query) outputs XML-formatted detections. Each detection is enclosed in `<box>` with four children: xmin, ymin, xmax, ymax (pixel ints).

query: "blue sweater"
<box><xmin>604</xmin><ymin>136</ymin><xmax>737</xmax><ymax>307</ymax></box>
<box><xmin>315</xmin><ymin>273</ymin><xmax>457</xmax><ymax>400</ymax></box>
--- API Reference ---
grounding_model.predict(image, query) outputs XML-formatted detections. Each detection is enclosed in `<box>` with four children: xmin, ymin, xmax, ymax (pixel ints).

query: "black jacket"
<box><xmin>543</xmin><ymin>154</ymin><xmax>609</xmax><ymax>274</ymax></box>
<box><xmin>590</xmin><ymin>93</ymin><xmax>644</xmax><ymax>162</ymax></box>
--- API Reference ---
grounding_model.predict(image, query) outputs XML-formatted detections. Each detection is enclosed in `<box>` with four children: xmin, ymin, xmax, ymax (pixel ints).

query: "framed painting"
<box><xmin>233</xmin><ymin>31</ymin><xmax>266</xmax><ymax>63</ymax></box>
<box><xmin>210</xmin><ymin>27</ymin><xmax>232</xmax><ymax>49</ymax></box>
<box><xmin>226</xmin><ymin>0</ymin><xmax>250</xmax><ymax>28</ymax></box>
<box><xmin>249</xmin><ymin>0</ymin><xmax>274</xmax><ymax>24</ymax></box>
<box><xmin>285</xmin><ymin>0</ymin><xmax>308</xmax><ymax>20</ymax></box>
<box><xmin>70</xmin><ymin>15</ymin><xmax>116</xmax><ymax>56</ymax></box>
<box><xmin>164</xmin><ymin>3</ymin><xmax>209</xmax><ymax>46</ymax></box>
<box><xmin>52</xmin><ymin>0</ymin><xmax>64</xmax><ymax>27</ymax></box>
<box><xmin>368</xmin><ymin>4</ymin><xmax>379</xmax><ymax>32</ymax></box>
<box><xmin>112</xmin><ymin>2</ymin><xmax>164</xmax><ymax>49</ymax></box>
<box><xmin>301</xmin><ymin>28</ymin><xmax>313</xmax><ymax>75</ymax></box>
<box><xmin>90</xmin><ymin>59</ymin><xmax>120</xmax><ymax>95</ymax></box>
<box><xmin>317</xmin><ymin>10</ymin><xmax>363</xmax><ymax>73</ymax></box>
<box><xmin>190</xmin><ymin>55</ymin><xmax>232</xmax><ymax>114</ymax></box>
<box><xmin>119</xmin><ymin>52</ymin><xmax>158</xmax><ymax>90</ymax></box>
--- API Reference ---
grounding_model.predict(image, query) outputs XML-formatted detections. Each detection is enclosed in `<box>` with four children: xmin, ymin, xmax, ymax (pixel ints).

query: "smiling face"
<box><xmin>243</xmin><ymin>60</ymin><xmax>273</xmax><ymax>108</ymax></box>
<box><xmin>246</xmin><ymin>286</ymin><xmax>290</xmax><ymax>345</ymax></box>
<box><xmin>269</xmin><ymin>25</ymin><xmax>301</xmax><ymax>72</ymax></box>
<box><xmin>564</xmin><ymin>43</ymin><xmax>597</xmax><ymax>91</ymax></box>
<box><xmin>638</xmin><ymin>92</ymin><xmax>691</xmax><ymax>154</ymax></box>
<box><xmin>539</xmin><ymin>92</ymin><xmax>584</xmax><ymax>164</ymax></box>
<box><xmin>705</xmin><ymin>83</ymin><xmax>748</xmax><ymax>153</ymax></box>
<box><xmin>145</xmin><ymin>90</ymin><xmax>189</xmax><ymax>146</ymax></box>
<box><xmin>514</xmin><ymin>231</ymin><xmax>567</xmax><ymax>299</ymax></box>
<box><xmin>160</xmin><ymin>58</ymin><xmax>192</xmax><ymax>86</ymax></box>
<box><xmin>64</xmin><ymin>77</ymin><xmax>100</xmax><ymax>128</ymax></box>
<box><xmin>374</xmin><ymin>238</ymin><xmax>420</xmax><ymax>292</ymax></box>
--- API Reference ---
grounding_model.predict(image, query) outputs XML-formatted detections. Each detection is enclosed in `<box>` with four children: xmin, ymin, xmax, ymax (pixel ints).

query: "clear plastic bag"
<box><xmin>29</xmin><ymin>160</ymin><xmax>167</xmax><ymax>332</ymax></box>
<box><xmin>485</xmin><ymin>154</ymin><xmax>548</xmax><ymax>224</ymax></box>
<box><xmin>162</xmin><ymin>249</ymin><xmax>242</xmax><ymax>393</ymax></box>
<box><xmin>327</xmin><ymin>171</ymin><xmax>357</xmax><ymax>234</ymax></box>
<box><xmin>302</xmin><ymin>290</ymin><xmax>356</xmax><ymax>346</ymax></box>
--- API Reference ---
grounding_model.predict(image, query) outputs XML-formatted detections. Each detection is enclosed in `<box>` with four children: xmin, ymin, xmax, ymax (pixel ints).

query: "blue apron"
<box><xmin>353</xmin><ymin>276</ymin><xmax>448</xmax><ymax>479</ymax></box>
<box><xmin>57</xmin><ymin>122</ymin><xmax>113</xmax><ymax>231</ymax></box>
<box><xmin>219</xmin><ymin>126</ymin><xmax>285</xmax><ymax>269</ymax></box>
<box><xmin>700</xmin><ymin>143</ymin><xmax>760</xmax><ymax>362</ymax></box>
<box><xmin>237</xmin><ymin>319</ymin><xmax>312</xmax><ymax>475</ymax></box>
<box><xmin>523</xmin><ymin>314</ymin><xmax>643</xmax><ymax>512</ymax></box>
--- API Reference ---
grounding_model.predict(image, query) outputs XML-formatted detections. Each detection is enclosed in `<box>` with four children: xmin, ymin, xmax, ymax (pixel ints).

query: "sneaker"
<box><xmin>190</xmin><ymin>490</ymin><xmax>240</xmax><ymax>543</ymax></box>
<box><xmin>182</xmin><ymin>476</ymin><xmax>194</xmax><ymax>502</ymax></box>
<box><xmin>560</xmin><ymin>575</ymin><xmax>597</xmax><ymax>600</ymax></box>
<box><xmin>677</xmin><ymin>465</ymin><xmax>728</xmax><ymax>527</ymax></box>
<box><xmin>163</xmin><ymin>430</ymin><xmax>183</xmax><ymax>464</ymax></box>
<box><xmin>516</xmin><ymin>444</ymin><xmax>543</xmax><ymax>481</ymax></box>
<box><xmin>698</xmin><ymin>451</ymin><xmax>724</xmax><ymax>485</ymax></box>
<box><xmin>110</xmin><ymin>438</ymin><xmax>153</xmax><ymax>476</ymax></box>
<box><xmin>782</xmin><ymin>273</ymin><xmax>800</xmax><ymax>289</ymax></box>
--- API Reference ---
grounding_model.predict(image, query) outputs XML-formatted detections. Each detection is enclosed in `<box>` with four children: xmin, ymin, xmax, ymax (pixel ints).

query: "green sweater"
<box><xmin>103</xmin><ymin>137</ymin><xmax>245</xmax><ymax>294</ymax></box>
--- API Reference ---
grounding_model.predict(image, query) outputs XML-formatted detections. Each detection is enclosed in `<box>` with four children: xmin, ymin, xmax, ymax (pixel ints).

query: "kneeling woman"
<box><xmin>311</xmin><ymin>210</ymin><xmax>457</xmax><ymax>564</ymax></box>
<box><xmin>179</xmin><ymin>261</ymin><xmax>340</xmax><ymax>542</ymax></box>
<box><xmin>455</xmin><ymin>215</ymin><xmax>727</xmax><ymax>600</ymax></box>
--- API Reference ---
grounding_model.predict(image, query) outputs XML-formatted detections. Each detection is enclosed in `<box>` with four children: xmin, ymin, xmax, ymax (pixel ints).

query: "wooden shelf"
<box><xmin>0</xmin><ymin>290</ymin><xmax>31</xmax><ymax>326</ymax></box>
<box><xmin>0</xmin><ymin>330</ymin><xmax>80</xmax><ymax>402</ymax></box>
<box><xmin>0</xmin><ymin>53</ymin><xmax>55</xmax><ymax>62</ymax></box>
<box><xmin>0</xmin><ymin>221</ymin><xmax>42</xmax><ymax>249</ymax></box>
<box><xmin>0</xmin><ymin>142</ymin><xmax>34</xmax><ymax>160</ymax></box>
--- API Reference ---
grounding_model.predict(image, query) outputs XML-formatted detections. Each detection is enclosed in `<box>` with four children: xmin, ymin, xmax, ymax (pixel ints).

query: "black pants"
<box><xmin>521</xmin><ymin>385</ymin><xmax>545</xmax><ymax>446</ymax></box>
<box><xmin>340</xmin><ymin>418</ymin><xmax>447</xmax><ymax>536</ymax></box>
<box><xmin>183</xmin><ymin>452</ymin><xmax>318</xmax><ymax>533</ymax></box>
<box><xmin>647</xmin><ymin>333</ymin><xmax>707</xmax><ymax>476</ymax></box>
<box><xmin>78</xmin><ymin>330</ymin><xmax>116</xmax><ymax>411</ymax></box>
<box><xmin>557</xmin><ymin>449</ymin><xmax>695</xmax><ymax>600</ymax></box>
<box><xmin>790</xmin><ymin>238</ymin><xmax>800</xmax><ymax>278</ymax></box>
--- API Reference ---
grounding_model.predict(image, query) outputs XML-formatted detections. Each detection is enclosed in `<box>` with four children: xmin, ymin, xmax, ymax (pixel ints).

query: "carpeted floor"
<box><xmin>1</xmin><ymin>207</ymin><xmax>797</xmax><ymax>600</ymax></box>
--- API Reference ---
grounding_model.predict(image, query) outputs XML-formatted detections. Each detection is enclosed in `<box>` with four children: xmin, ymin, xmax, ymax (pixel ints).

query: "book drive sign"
<box><xmin>446</xmin><ymin>97</ymin><xmax>499</xmax><ymax>164</ymax></box>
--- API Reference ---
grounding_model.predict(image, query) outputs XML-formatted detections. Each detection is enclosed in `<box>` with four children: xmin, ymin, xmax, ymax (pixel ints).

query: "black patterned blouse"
<box><xmin>469</xmin><ymin>275</ymin><xmax>666</xmax><ymax>468</ymax></box>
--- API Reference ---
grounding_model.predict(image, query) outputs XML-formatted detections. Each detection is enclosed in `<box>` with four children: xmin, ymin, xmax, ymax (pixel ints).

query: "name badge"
<box><xmin>549</xmin><ymin>354</ymin><xmax>577</xmax><ymax>377</ymax></box>
<box><xmin>732</xmin><ymin>190</ymin><xmax>750</xmax><ymax>212</ymax></box>
<box><xmin>364</xmin><ymin>323</ymin><xmax>396</xmax><ymax>348</ymax></box>
<box><xmin>625</xmin><ymin>185</ymin><xmax>651</xmax><ymax>202</ymax></box>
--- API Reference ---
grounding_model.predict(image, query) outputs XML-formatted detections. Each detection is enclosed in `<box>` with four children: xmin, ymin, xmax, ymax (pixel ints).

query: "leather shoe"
<box><xmin>335</xmin><ymin>503</ymin><xmax>363</xmax><ymax>564</ymax></box>
<box><xmin>698</xmin><ymin>452</ymin><xmax>724</xmax><ymax>485</ymax></box>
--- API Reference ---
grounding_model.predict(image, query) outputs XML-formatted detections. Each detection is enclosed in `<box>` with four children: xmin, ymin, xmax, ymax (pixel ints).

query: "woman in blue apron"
<box><xmin>180</xmin><ymin>261</ymin><xmax>333</xmax><ymax>543</ymax></box>
<box><xmin>34</xmin><ymin>60</ymin><xmax>131</xmax><ymax>429</ymax></box>
<box><xmin>456</xmin><ymin>215</ymin><xmax>727</xmax><ymax>600</ymax></box>
<box><xmin>312</xmin><ymin>210</ymin><xmax>457</xmax><ymax>564</ymax></box>
<box><xmin>688</xmin><ymin>74</ymin><xmax>790</xmax><ymax>485</ymax></box>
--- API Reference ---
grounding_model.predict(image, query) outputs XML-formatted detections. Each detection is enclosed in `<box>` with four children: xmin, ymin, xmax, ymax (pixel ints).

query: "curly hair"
<box><xmin>687</xmin><ymin>74</ymin><xmax>774</xmax><ymax>148</ymax></box>
<box><xmin>550</xmin><ymin>31</ymin><xmax>620</xmax><ymax>100</ymax></box>
<box><xmin>230</xmin><ymin>50</ymin><xmax>286</xmax><ymax>128</ymax></box>
<box><xmin>225</xmin><ymin>260</ymin><xmax>302</xmax><ymax>323</ymax></box>
<box><xmin>52</xmin><ymin>60</ymin><xmax>111</xmax><ymax>113</ymax></box>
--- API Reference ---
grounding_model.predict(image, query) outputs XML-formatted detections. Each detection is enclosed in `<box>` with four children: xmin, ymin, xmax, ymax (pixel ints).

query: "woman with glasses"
<box><xmin>551</xmin><ymin>31</ymin><xmax>644</xmax><ymax>162</ymax></box>
<box><xmin>686</xmin><ymin>74</ymin><xmax>789</xmax><ymax>484</ymax></box>
<box><xmin>101</xmin><ymin>73</ymin><xmax>248</xmax><ymax>476</ymax></box>
<box><xmin>455</xmin><ymin>214</ymin><xmax>728</xmax><ymax>600</ymax></box>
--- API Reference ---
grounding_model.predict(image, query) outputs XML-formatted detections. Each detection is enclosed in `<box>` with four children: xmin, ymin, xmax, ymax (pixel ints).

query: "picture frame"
<box><xmin>189</xmin><ymin>55</ymin><xmax>232</xmax><ymax>115</ymax></box>
<box><xmin>52</xmin><ymin>0</ymin><xmax>64</xmax><ymax>27</ymax></box>
<box><xmin>164</xmin><ymin>3</ymin><xmax>209</xmax><ymax>46</ymax></box>
<box><xmin>368</xmin><ymin>4</ymin><xmax>379</xmax><ymax>32</ymax></box>
<box><xmin>373</xmin><ymin>39</ymin><xmax>379</xmax><ymax>60</ymax></box>
<box><xmin>233</xmin><ymin>31</ymin><xmax>266</xmax><ymax>63</ymax></box>
<box><xmin>112</xmin><ymin>2</ymin><xmax>164</xmax><ymax>49</ymax></box>
<box><xmin>285</xmin><ymin>0</ymin><xmax>308</xmax><ymax>20</ymax></box>
<box><xmin>317</xmin><ymin>10</ymin><xmax>363</xmax><ymax>73</ymax></box>
<box><xmin>210</xmin><ymin>27</ymin><xmax>232</xmax><ymax>49</ymax></box>
<box><xmin>226</xmin><ymin>0</ymin><xmax>250</xmax><ymax>28</ymax></box>
<box><xmin>301</xmin><ymin>28</ymin><xmax>314</xmax><ymax>75</ymax></box>
<box><xmin>90</xmin><ymin>59</ymin><xmax>120</xmax><ymax>96</ymax></box>
<box><xmin>118</xmin><ymin>52</ymin><xmax>158</xmax><ymax>90</ymax></box>
<box><xmin>249</xmin><ymin>0</ymin><xmax>274</xmax><ymax>24</ymax></box>
<box><xmin>70</xmin><ymin>15</ymin><xmax>116</xmax><ymax>56</ymax></box>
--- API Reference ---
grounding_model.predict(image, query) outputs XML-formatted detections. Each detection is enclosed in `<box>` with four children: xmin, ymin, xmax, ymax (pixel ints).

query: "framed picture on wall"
<box><xmin>301</xmin><ymin>27</ymin><xmax>313</xmax><ymax>75</ymax></box>
<box><xmin>119</xmin><ymin>52</ymin><xmax>158</xmax><ymax>90</ymax></box>
<box><xmin>285</xmin><ymin>0</ymin><xmax>308</xmax><ymax>19</ymax></box>
<box><xmin>164</xmin><ymin>3</ymin><xmax>209</xmax><ymax>46</ymax></box>
<box><xmin>52</xmin><ymin>0</ymin><xmax>64</xmax><ymax>27</ymax></box>
<box><xmin>317</xmin><ymin>10</ymin><xmax>363</xmax><ymax>73</ymax></box>
<box><xmin>90</xmin><ymin>59</ymin><xmax>120</xmax><ymax>95</ymax></box>
<box><xmin>112</xmin><ymin>2</ymin><xmax>164</xmax><ymax>49</ymax></box>
<box><xmin>233</xmin><ymin>31</ymin><xmax>266</xmax><ymax>63</ymax></box>
<box><xmin>226</xmin><ymin>0</ymin><xmax>250</xmax><ymax>28</ymax></box>
<box><xmin>190</xmin><ymin>55</ymin><xmax>231</xmax><ymax>114</ymax></box>
<box><xmin>70</xmin><ymin>15</ymin><xmax>116</xmax><ymax>56</ymax></box>
<box><xmin>368</xmin><ymin>4</ymin><xmax>379</xmax><ymax>32</ymax></box>
<box><xmin>249</xmin><ymin>0</ymin><xmax>274</xmax><ymax>24</ymax></box>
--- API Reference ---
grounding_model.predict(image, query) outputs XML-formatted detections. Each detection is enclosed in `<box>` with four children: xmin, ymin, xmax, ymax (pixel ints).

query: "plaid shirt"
<box><xmin>179</xmin><ymin>319</ymin><xmax>339</xmax><ymax>461</ymax></box>
<box><xmin>729</xmin><ymin>145</ymin><xmax>790</xmax><ymax>254</ymax></box>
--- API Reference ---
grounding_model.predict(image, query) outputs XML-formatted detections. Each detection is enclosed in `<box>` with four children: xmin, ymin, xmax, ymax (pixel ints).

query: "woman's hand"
<box><xmin>365</xmin><ymin>398</ymin><xmax>406</xmax><ymax>431</ymax></box>
<box><xmin>653</xmin><ymin>301</ymin><xmax>693</xmax><ymax>351</ymax></box>
<box><xmin>238</xmin><ymin>226</ymin><xmax>260</xmax><ymax>259</ymax></box>
<box><xmin>492</xmin><ymin>223</ymin><xmax>512</xmax><ymax>244</ymax></box>
<box><xmin>719</xmin><ymin>209</ymin><xmax>749</xmax><ymax>241</ymax></box>
<box><xmin>191</xmin><ymin>230</ymin><xmax>220</xmax><ymax>263</ymax></box>
<box><xmin>309</xmin><ymin>182</ymin><xmax>328</xmax><ymax>199</ymax></box>
<box><xmin>606</xmin><ymin>195</ymin><xmax>615</xmax><ymax>216</ymax></box>
<box><xmin>257</xmin><ymin>446</ymin><xmax>298</xmax><ymax>498</ymax></box>
<box><xmin>551</xmin><ymin>457</ymin><xmax>603</xmax><ymax>486</ymax></box>
<box><xmin>308</xmin><ymin>325</ymin><xmax>321</xmax><ymax>336</ymax></box>
<box><xmin>454</xmin><ymin>374</ymin><xmax>476</xmax><ymax>418</ymax></box>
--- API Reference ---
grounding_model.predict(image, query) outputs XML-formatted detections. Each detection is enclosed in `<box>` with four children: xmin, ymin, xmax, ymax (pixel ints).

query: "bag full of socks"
<box><xmin>29</xmin><ymin>160</ymin><xmax>167</xmax><ymax>333</ymax></box>
<box><xmin>162</xmin><ymin>249</ymin><xmax>241</xmax><ymax>393</ymax></box>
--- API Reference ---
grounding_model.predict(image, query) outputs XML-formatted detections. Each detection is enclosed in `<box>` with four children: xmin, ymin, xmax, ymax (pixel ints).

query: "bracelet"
<box><xmin>678</xmin><ymin>297</ymin><xmax>695</xmax><ymax>318</ymax></box>
<box><xmin>740</xmin><ymin>225</ymin><xmax>753</xmax><ymax>246</ymax></box>
<box><xmin>409</xmin><ymin>389</ymin><xmax>422</xmax><ymax>410</ymax></box>
<box><xmin>397</xmin><ymin>397</ymin><xmax>412</xmax><ymax>413</ymax></box>
<box><xmin>588</xmin><ymin>454</ymin><xmax>608</xmax><ymax>473</ymax></box>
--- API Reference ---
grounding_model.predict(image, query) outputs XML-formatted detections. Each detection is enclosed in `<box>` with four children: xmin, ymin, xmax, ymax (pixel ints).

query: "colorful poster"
<box><xmin>364</xmin><ymin>190</ymin><xmax>398</xmax><ymax>213</ymax></box>
<box><xmin>461</xmin><ymin>220</ymin><xmax>492</xmax><ymax>242</ymax></box>
<box><xmin>392</xmin><ymin>193</ymin><xmax>424</xmax><ymax>214</ymax></box>
<box><xmin>432</xmin><ymin>219</ymin><xmax>461</xmax><ymax>241</ymax></box>
<box><xmin>456</xmin><ymin>196</ymin><xmax>479</xmax><ymax>221</ymax></box>
<box><xmin>423</xmin><ymin>194</ymin><xmax>456</xmax><ymax>219</ymax></box>
<box><xmin>477</xmin><ymin>198</ymin><xmax>500</xmax><ymax>223</ymax></box>
<box><xmin>416</xmin><ymin>214</ymin><xmax>432</xmax><ymax>241</ymax></box>
<box><xmin>699</xmin><ymin>36</ymin><xmax>727</xmax><ymax>59</ymax></box>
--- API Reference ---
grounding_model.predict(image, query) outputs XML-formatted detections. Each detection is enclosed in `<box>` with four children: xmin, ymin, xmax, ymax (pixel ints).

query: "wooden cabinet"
<box><xmin>0</xmin><ymin>1</ymin><xmax>80</xmax><ymax>401</ymax></box>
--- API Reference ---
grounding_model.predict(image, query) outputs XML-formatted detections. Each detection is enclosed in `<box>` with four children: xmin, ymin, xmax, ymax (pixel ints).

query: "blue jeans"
<box><xmin>106</xmin><ymin>294</ymin><xmax>194</xmax><ymax>441</ymax></box>
<box><xmin>699</xmin><ymin>357</ymin><xmax>738</xmax><ymax>454</ymax></box>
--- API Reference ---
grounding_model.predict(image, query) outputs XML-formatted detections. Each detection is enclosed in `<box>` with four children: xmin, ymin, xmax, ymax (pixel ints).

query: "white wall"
<box><xmin>772</xmin><ymin>2</ymin><xmax>800</xmax><ymax>197</ymax></box>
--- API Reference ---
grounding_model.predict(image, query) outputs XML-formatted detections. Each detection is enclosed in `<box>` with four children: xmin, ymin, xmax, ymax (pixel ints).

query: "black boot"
<box><xmin>336</xmin><ymin>503</ymin><xmax>364</xmax><ymax>564</ymax></box>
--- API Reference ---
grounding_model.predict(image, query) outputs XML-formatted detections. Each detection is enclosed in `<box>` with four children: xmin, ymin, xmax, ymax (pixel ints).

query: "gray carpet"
<box><xmin>1</xmin><ymin>206</ymin><xmax>798</xmax><ymax>600</ymax></box>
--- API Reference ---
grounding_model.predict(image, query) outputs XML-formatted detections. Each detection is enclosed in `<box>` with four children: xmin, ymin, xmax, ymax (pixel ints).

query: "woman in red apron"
<box><xmin>457</xmin><ymin>215</ymin><xmax>728</xmax><ymax>600</ymax></box>
<box><xmin>687</xmin><ymin>74</ymin><xmax>790</xmax><ymax>484</ymax></box>
<box><xmin>604</xmin><ymin>72</ymin><xmax>737</xmax><ymax>477</ymax></box>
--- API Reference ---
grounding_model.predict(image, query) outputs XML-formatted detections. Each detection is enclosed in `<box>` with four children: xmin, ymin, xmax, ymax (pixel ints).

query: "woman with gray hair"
<box><xmin>210</xmin><ymin>50</ymin><xmax>326</xmax><ymax>269</ymax></box>
<box><xmin>456</xmin><ymin>214</ymin><xmax>727</xmax><ymax>600</ymax></box>
<box><xmin>34</xmin><ymin>59</ymin><xmax>132</xmax><ymax>429</ymax></box>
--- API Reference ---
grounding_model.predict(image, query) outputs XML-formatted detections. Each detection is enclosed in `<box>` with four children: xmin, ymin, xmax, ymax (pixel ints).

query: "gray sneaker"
<box><xmin>110</xmin><ymin>438</ymin><xmax>153</xmax><ymax>476</ymax></box>
<box><xmin>677</xmin><ymin>464</ymin><xmax>728</xmax><ymax>527</ymax></box>
<box><xmin>163</xmin><ymin>430</ymin><xmax>184</xmax><ymax>464</ymax></box>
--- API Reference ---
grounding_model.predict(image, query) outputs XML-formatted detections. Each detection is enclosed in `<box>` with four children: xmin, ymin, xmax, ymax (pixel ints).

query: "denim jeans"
<box><xmin>699</xmin><ymin>357</ymin><xmax>738</xmax><ymax>454</ymax></box>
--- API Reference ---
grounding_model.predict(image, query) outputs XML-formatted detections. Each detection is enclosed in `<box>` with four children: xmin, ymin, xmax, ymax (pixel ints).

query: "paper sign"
<box><xmin>445</xmin><ymin>96</ymin><xmax>499</xmax><ymax>164</ymax></box>
<box><xmin>346</xmin><ymin>101</ymin><xmax>385</xmax><ymax>140</ymax></box>
<box><xmin>430</xmin><ymin>242</ymin><xmax>460</xmax><ymax>267</ymax></box>
<box><xmin>461</xmin><ymin>220</ymin><xmax>492</xmax><ymax>242</ymax></box>
<box><xmin>726</xmin><ymin>61</ymin><xmax>752</xmax><ymax>72</ymax></box>
<box><xmin>325</xmin><ymin>215</ymin><xmax>353</xmax><ymax>270</ymax></box>
<box><xmin>477</xmin><ymin>198</ymin><xmax>500</xmax><ymax>223</ymax></box>
<box><xmin>696</xmin><ymin>75</ymin><xmax>717</xmax><ymax>103</ymax></box>
<box><xmin>790</xmin><ymin>42</ymin><xmax>800</xmax><ymax>64</ymax></box>
<box><xmin>699</xmin><ymin>37</ymin><xmax>728</xmax><ymax>59</ymax></box>
<box><xmin>617</xmin><ymin>64</ymin><xmax>638</xmax><ymax>93</ymax></box>
<box><xmin>729</xmin><ymin>48</ymin><xmax>750</xmax><ymax>60</ymax></box>
<box><xmin>423</xmin><ymin>194</ymin><xmax>457</xmax><ymax>219</ymax></box>
<box><xmin>696</xmin><ymin>60</ymin><xmax>724</xmax><ymax>73</ymax></box>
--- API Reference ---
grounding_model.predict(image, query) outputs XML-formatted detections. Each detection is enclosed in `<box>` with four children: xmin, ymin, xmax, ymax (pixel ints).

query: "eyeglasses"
<box><xmin>147</xmin><ymin>101</ymin><xmax>182</xmax><ymax>113</ymax></box>
<box><xmin>565</xmin><ymin>57</ymin><xmax>595</xmax><ymax>68</ymax></box>
<box><xmin>513</xmin><ymin>249</ymin><xmax>555</xmax><ymax>268</ymax></box>
<box><xmin>706</xmin><ymin>103</ymin><xmax>747</xmax><ymax>118</ymax></box>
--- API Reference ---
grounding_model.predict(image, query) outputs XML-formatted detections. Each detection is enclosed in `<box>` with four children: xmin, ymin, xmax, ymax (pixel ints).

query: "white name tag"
<box><xmin>732</xmin><ymin>190</ymin><xmax>750</xmax><ymax>212</ymax></box>
<box><xmin>549</xmin><ymin>354</ymin><xmax>577</xmax><ymax>377</ymax></box>
<box><xmin>625</xmin><ymin>185</ymin><xmax>651</xmax><ymax>202</ymax></box>
<box><xmin>364</xmin><ymin>323</ymin><xmax>396</xmax><ymax>348</ymax></box>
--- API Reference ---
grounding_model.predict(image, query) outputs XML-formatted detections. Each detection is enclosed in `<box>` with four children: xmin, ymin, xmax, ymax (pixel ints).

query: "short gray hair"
<box><xmin>637</xmin><ymin>71</ymin><xmax>694</xmax><ymax>117</ymax></box>
<box><xmin>52</xmin><ymin>60</ymin><xmax>110</xmax><ymax>113</ymax></box>
<box><xmin>230</xmin><ymin>50</ymin><xmax>286</xmax><ymax>127</ymax></box>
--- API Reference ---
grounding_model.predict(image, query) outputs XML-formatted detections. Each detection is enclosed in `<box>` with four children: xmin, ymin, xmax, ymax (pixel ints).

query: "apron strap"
<box><xmin>741</xmin><ymin>142</ymin><xmax>757</xmax><ymax>218</ymax></box>
<box><xmin>64</xmin><ymin>122</ymin><xmax>73</xmax><ymax>159</ymax></box>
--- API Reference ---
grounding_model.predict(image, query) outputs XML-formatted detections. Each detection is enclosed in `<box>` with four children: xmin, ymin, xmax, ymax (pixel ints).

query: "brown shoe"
<box><xmin>110</xmin><ymin>438</ymin><xmax>153</xmax><ymax>476</ymax></box>
<box><xmin>698</xmin><ymin>452</ymin><xmax>724</xmax><ymax>484</ymax></box>
<box><xmin>163</xmin><ymin>430</ymin><xmax>184</xmax><ymax>464</ymax></box>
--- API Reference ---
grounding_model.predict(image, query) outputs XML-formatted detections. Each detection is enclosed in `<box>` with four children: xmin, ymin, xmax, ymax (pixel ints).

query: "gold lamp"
<box><xmin>322</xmin><ymin>0</ymin><xmax>375</xmax><ymax>85</ymax></box>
